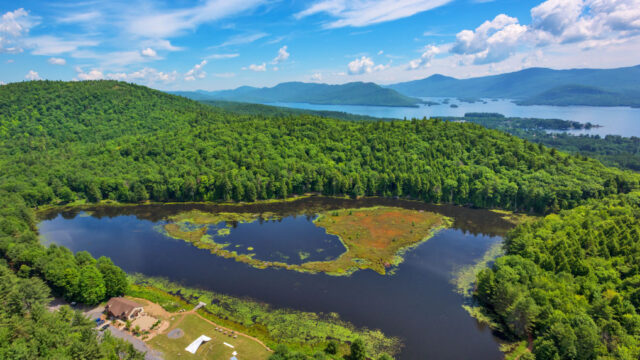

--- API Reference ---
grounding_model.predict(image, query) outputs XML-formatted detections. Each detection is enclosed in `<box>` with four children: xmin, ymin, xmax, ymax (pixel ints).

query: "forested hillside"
<box><xmin>1</xmin><ymin>81</ymin><xmax>637</xmax><ymax>213</ymax></box>
<box><xmin>1</xmin><ymin>80</ymin><xmax>640</xmax><ymax>359</ymax></box>
<box><xmin>174</xmin><ymin>81</ymin><xmax>422</xmax><ymax>107</ymax></box>
<box><xmin>475</xmin><ymin>192</ymin><xmax>640</xmax><ymax>359</ymax></box>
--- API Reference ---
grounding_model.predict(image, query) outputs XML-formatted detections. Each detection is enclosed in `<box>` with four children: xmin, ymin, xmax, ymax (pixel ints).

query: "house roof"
<box><xmin>106</xmin><ymin>297</ymin><xmax>142</xmax><ymax>317</ymax></box>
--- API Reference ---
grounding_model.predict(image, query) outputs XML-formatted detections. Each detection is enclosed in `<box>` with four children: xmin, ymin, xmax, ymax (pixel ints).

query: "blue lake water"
<box><xmin>269</xmin><ymin>97</ymin><xmax>640</xmax><ymax>137</ymax></box>
<box><xmin>200</xmin><ymin>216</ymin><xmax>346</xmax><ymax>264</ymax></box>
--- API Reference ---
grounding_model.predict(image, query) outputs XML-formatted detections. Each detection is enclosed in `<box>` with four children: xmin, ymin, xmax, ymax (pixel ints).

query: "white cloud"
<box><xmin>242</xmin><ymin>62</ymin><xmax>267</xmax><ymax>72</ymax></box>
<box><xmin>74</xmin><ymin>66</ymin><xmax>177</xmax><ymax>83</ymax></box>
<box><xmin>117</xmin><ymin>68</ymin><xmax>177</xmax><ymax>83</ymax></box>
<box><xmin>377</xmin><ymin>50</ymin><xmax>384</xmax><ymax>55</ymax></box>
<box><xmin>215</xmin><ymin>32</ymin><xmax>267</xmax><ymax>48</ymax></box>
<box><xmin>126</xmin><ymin>0</ymin><xmax>266</xmax><ymax>38</ymax></box>
<box><xmin>25</xmin><ymin>36</ymin><xmax>99</xmax><ymax>55</ymax></box>
<box><xmin>530</xmin><ymin>0</ymin><xmax>640</xmax><ymax>44</ymax></box>
<box><xmin>75</xmin><ymin>68</ymin><xmax>104</xmax><ymax>80</ymax></box>
<box><xmin>311</xmin><ymin>72</ymin><xmax>322</xmax><ymax>81</ymax></box>
<box><xmin>348</xmin><ymin>56</ymin><xmax>374</xmax><ymax>74</ymax></box>
<box><xmin>48</xmin><ymin>57</ymin><xmax>66</xmax><ymax>65</ymax></box>
<box><xmin>271</xmin><ymin>45</ymin><xmax>289</xmax><ymax>64</ymax></box>
<box><xmin>207</xmin><ymin>53</ymin><xmax>239</xmax><ymax>59</ymax></box>
<box><xmin>141</xmin><ymin>39</ymin><xmax>183</xmax><ymax>52</ymax></box>
<box><xmin>58</xmin><ymin>11</ymin><xmax>101</xmax><ymax>24</ymax></box>
<box><xmin>1</xmin><ymin>8</ymin><xmax>38</xmax><ymax>53</ymax></box>
<box><xmin>213</xmin><ymin>72</ymin><xmax>236</xmax><ymax>78</ymax></box>
<box><xmin>451</xmin><ymin>14</ymin><xmax>527</xmax><ymax>64</ymax></box>
<box><xmin>141</xmin><ymin>47</ymin><xmax>157</xmax><ymax>57</ymax></box>
<box><xmin>184</xmin><ymin>60</ymin><xmax>207</xmax><ymax>80</ymax></box>
<box><xmin>25</xmin><ymin>70</ymin><xmax>40</xmax><ymax>80</ymax></box>
<box><xmin>295</xmin><ymin>0</ymin><xmax>453</xmax><ymax>28</ymax></box>
<box><xmin>347</xmin><ymin>56</ymin><xmax>389</xmax><ymax>75</ymax></box>
<box><xmin>407</xmin><ymin>45</ymin><xmax>439</xmax><ymax>69</ymax></box>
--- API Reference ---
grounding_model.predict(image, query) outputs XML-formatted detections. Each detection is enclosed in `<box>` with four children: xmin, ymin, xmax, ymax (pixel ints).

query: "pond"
<box><xmin>269</xmin><ymin>97</ymin><xmax>640</xmax><ymax>138</ymax></box>
<box><xmin>38</xmin><ymin>197</ymin><xmax>516</xmax><ymax>359</ymax></box>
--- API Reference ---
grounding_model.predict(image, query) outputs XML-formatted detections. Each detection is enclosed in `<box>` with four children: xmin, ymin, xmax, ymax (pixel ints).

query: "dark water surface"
<box><xmin>204</xmin><ymin>216</ymin><xmax>346</xmax><ymax>264</ymax></box>
<box><xmin>38</xmin><ymin>197</ymin><xmax>514</xmax><ymax>360</ymax></box>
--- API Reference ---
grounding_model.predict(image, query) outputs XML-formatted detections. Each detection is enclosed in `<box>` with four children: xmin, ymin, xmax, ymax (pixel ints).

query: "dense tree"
<box><xmin>97</xmin><ymin>256</ymin><xmax>129</xmax><ymax>297</ymax></box>
<box><xmin>0</xmin><ymin>263</ymin><xmax>142</xmax><ymax>359</ymax></box>
<box><xmin>1</xmin><ymin>80</ymin><xmax>640</xmax><ymax>359</ymax></box>
<box><xmin>475</xmin><ymin>192</ymin><xmax>640</xmax><ymax>359</ymax></box>
<box><xmin>1</xmin><ymin>81</ymin><xmax>637</xmax><ymax>215</ymax></box>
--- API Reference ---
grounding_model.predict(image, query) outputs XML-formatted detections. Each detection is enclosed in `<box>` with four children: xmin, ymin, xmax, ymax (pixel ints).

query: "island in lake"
<box><xmin>161</xmin><ymin>206</ymin><xmax>450</xmax><ymax>275</ymax></box>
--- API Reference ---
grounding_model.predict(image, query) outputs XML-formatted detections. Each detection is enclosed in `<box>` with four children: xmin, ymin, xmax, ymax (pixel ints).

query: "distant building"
<box><xmin>105</xmin><ymin>297</ymin><xmax>143</xmax><ymax>320</ymax></box>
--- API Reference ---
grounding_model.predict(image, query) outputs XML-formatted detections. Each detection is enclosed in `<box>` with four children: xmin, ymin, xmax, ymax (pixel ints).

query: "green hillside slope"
<box><xmin>1</xmin><ymin>80</ymin><xmax>640</xmax><ymax>359</ymax></box>
<box><xmin>475</xmin><ymin>192</ymin><xmax>640</xmax><ymax>359</ymax></box>
<box><xmin>175</xmin><ymin>81</ymin><xmax>422</xmax><ymax>107</ymax></box>
<box><xmin>1</xmin><ymin>81</ymin><xmax>637</xmax><ymax>213</ymax></box>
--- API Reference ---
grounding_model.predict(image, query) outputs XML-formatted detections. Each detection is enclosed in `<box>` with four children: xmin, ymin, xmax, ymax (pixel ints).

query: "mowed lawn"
<box><xmin>148</xmin><ymin>313</ymin><xmax>270</xmax><ymax>360</ymax></box>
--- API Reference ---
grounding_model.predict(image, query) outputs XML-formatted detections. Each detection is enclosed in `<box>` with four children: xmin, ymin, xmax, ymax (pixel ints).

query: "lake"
<box><xmin>269</xmin><ymin>98</ymin><xmax>640</xmax><ymax>138</ymax></box>
<box><xmin>38</xmin><ymin>197</ymin><xmax>515</xmax><ymax>359</ymax></box>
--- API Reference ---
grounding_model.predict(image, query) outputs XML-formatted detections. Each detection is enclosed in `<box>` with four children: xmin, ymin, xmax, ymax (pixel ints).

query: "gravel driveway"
<box><xmin>107</xmin><ymin>325</ymin><xmax>164</xmax><ymax>360</ymax></box>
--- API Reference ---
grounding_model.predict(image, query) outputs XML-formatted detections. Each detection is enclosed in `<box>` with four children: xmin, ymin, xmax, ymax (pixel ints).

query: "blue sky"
<box><xmin>2</xmin><ymin>0</ymin><xmax>640</xmax><ymax>90</ymax></box>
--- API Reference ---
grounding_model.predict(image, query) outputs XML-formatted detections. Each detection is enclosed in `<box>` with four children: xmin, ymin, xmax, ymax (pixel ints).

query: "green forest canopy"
<box><xmin>1</xmin><ymin>80</ymin><xmax>640</xmax><ymax>359</ymax></box>
<box><xmin>475</xmin><ymin>192</ymin><xmax>640</xmax><ymax>359</ymax></box>
<box><xmin>1</xmin><ymin>80</ymin><xmax>637</xmax><ymax>213</ymax></box>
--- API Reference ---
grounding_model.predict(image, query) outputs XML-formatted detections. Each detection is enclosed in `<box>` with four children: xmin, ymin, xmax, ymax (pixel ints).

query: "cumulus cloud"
<box><xmin>184</xmin><ymin>60</ymin><xmax>207</xmax><ymax>80</ymax></box>
<box><xmin>243</xmin><ymin>62</ymin><xmax>267</xmax><ymax>71</ymax></box>
<box><xmin>75</xmin><ymin>66</ymin><xmax>177</xmax><ymax>83</ymax></box>
<box><xmin>75</xmin><ymin>67</ymin><xmax>104</xmax><ymax>80</ymax></box>
<box><xmin>446</xmin><ymin>0</ymin><xmax>640</xmax><ymax>66</ymax></box>
<box><xmin>295</xmin><ymin>0</ymin><xmax>453</xmax><ymax>28</ymax></box>
<box><xmin>311</xmin><ymin>72</ymin><xmax>322</xmax><ymax>81</ymax></box>
<box><xmin>1</xmin><ymin>8</ymin><xmax>38</xmax><ymax>53</ymax></box>
<box><xmin>451</xmin><ymin>14</ymin><xmax>527</xmax><ymax>64</ymax></box>
<box><xmin>48</xmin><ymin>57</ymin><xmax>66</xmax><ymax>65</ymax></box>
<box><xmin>530</xmin><ymin>0</ymin><xmax>640</xmax><ymax>44</ymax></box>
<box><xmin>116</xmin><ymin>68</ymin><xmax>177</xmax><ymax>82</ymax></box>
<box><xmin>271</xmin><ymin>45</ymin><xmax>289</xmax><ymax>64</ymax></box>
<box><xmin>407</xmin><ymin>45</ymin><xmax>439</xmax><ymax>69</ymax></box>
<box><xmin>347</xmin><ymin>56</ymin><xmax>389</xmax><ymax>74</ymax></box>
<box><xmin>25</xmin><ymin>70</ymin><xmax>40</xmax><ymax>80</ymax></box>
<box><xmin>141</xmin><ymin>47</ymin><xmax>157</xmax><ymax>57</ymax></box>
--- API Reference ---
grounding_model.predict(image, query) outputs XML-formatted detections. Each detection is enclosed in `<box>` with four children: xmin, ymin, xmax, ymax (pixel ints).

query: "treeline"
<box><xmin>440</xmin><ymin>113</ymin><xmax>640</xmax><ymax>172</ymax></box>
<box><xmin>0</xmin><ymin>259</ymin><xmax>141</xmax><ymax>359</ymax></box>
<box><xmin>269</xmin><ymin>340</ymin><xmax>393</xmax><ymax>360</ymax></box>
<box><xmin>519</xmin><ymin>132</ymin><xmax>640</xmax><ymax>172</ymax></box>
<box><xmin>0</xmin><ymin>191</ymin><xmax>128</xmax><ymax>305</ymax></box>
<box><xmin>2</xmin><ymin>81</ymin><xmax>638</xmax><ymax>215</ymax></box>
<box><xmin>446</xmin><ymin>113</ymin><xmax>593</xmax><ymax>130</ymax></box>
<box><xmin>475</xmin><ymin>192</ymin><xmax>640</xmax><ymax>359</ymax></box>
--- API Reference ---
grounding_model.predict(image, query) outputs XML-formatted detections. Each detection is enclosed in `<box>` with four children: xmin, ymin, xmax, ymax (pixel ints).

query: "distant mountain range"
<box><xmin>172</xmin><ymin>81</ymin><xmax>422</xmax><ymax>107</ymax></box>
<box><xmin>388</xmin><ymin>65</ymin><xmax>640</xmax><ymax>108</ymax></box>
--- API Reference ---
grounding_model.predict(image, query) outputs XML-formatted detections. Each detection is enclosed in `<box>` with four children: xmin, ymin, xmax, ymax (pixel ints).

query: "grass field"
<box><xmin>148</xmin><ymin>313</ymin><xmax>270</xmax><ymax>360</ymax></box>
